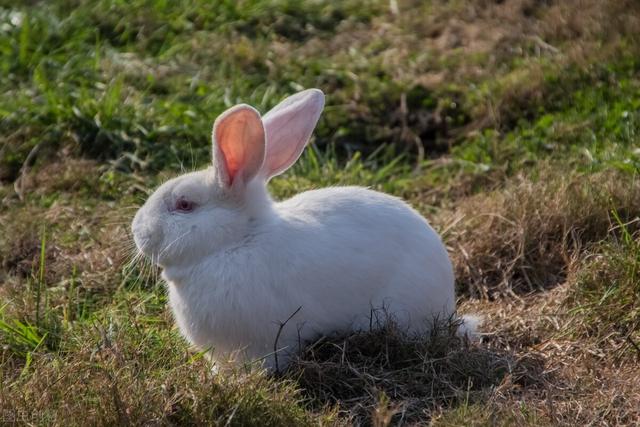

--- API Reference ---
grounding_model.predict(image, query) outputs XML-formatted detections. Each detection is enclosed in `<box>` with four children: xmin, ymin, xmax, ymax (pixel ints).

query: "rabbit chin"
<box><xmin>160</xmin><ymin>266</ymin><xmax>190</xmax><ymax>285</ymax></box>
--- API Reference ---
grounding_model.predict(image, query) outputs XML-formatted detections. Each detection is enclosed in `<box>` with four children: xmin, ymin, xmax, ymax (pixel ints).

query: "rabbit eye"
<box><xmin>174</xmin><ymin>198</ymin><xmax>195</xmax><ymax>213</ymax></box>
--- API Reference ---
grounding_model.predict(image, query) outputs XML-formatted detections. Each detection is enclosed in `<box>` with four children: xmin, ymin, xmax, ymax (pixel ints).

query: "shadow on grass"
<box><xmin>284</xmin><ymin>318</ymin><xmax>548</xmax><ymax>425</ymax></box>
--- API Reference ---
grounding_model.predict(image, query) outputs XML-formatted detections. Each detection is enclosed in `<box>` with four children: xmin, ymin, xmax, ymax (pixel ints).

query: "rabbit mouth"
<box><xmin>131</xmin><ymin>224</ymin><xmax>163</xmax><ymax>259</ymax></box>
<box><xmin>136</xmin><ymin>229</ymin><xmax>194</xmax><ymax>268</ymax></box>
<box><xmin>133</xmin><ymin>235</ymin><xmax>156</xmax><ymax>259</ymax></box>
<box><xmin>131</xmin><ymin>216</ymin><xmax>165</xmax><ymax>259</ymax></box>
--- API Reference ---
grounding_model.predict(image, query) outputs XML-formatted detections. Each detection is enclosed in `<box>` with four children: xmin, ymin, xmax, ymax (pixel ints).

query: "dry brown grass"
<box><xmin>459</xmin><ymin>277</ymin><xmax>640</xmax><ymax>426</ymax></box>
<box><xmin>430</xmin><ymin>166</ymin><xmax>640</xmax><ymax>425</ymax></box>
<box><xmin>0</xmin><ymin>160</ymin><xmax>138</xmax><ymax>324</ymax></box>
<box><xmin>442</xmin><ymin>169</ymin><xmax>640</xmax><ymax>298</ymax></box>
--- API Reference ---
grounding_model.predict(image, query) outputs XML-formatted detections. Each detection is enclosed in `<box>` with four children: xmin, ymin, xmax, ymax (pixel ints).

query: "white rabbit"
<box><xmin>131</xmin><ymin>89</ymin><xmax>471</xmax><ymax>372</ymax></box>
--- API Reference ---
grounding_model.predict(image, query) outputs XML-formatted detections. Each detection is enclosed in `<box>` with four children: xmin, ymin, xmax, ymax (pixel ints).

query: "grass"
<box><xmin>446</xmin><ymin>169</ymin><xmax>640</xmax><ymax>298</ymax></box>
<box><xmin>569</xmin><ymin>214</ymin><xmax>640</xmax><ymax>352</ymax></box>
<box><xmin>1</xmin><ymin>0</ymin><xmax>640</xmax><ymax>425</ymax></box>
<box><xmin>286</xmin><ymin>317</ymin><xmax>548</xmax><ymax>425</ymax></box>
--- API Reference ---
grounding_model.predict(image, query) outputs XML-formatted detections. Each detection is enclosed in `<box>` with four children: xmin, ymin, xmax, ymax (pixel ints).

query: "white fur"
<box><xmin>131</xmin><ymin>89</ymin><xmax>461</xmax><ymax>371</ymax></box>
<box><xmin>458</xmin><ymin>315</ymin><xmax>481</xmax><ymax>338</ymax></box>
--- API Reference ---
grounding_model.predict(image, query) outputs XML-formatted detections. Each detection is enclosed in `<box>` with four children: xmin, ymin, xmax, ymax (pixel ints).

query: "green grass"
<box><xmin>0</xmin><ymin>0</ymin><xmax>390</xmax><ymax>179</ymax></box>
<box><xmin>568</xmin><ymin>212</ymin><xmax>640</xmax><ymax>351</ymax></box>
<box><xmin>2</xmin><ymin>0</ymin><xmax>640</xmax><ymax>425</ymax></box>
<box><xmin>0</xmin><ymin>306</ymin><xmax>47</xmax><ymax>361</ymax></box>
<box><xmin>456</xmin><ymin>58</ymin><xmax>640</xmax><ymax>177</ymax></box>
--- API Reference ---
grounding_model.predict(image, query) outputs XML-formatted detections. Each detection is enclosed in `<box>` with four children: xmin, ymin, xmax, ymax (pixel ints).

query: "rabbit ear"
<box><xmin>212</xmin><ymin>104</ymin><xmax>265</xmax><ymax>187</ymax></box>
<box><xmin>261</xmin><ymin>89</ymin><xmax>324</xmax><ymax>180</ymax></box>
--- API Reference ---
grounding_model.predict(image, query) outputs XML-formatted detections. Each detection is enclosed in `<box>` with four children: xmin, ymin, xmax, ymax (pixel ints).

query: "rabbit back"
<box><xmin>274</xmin><ymin>185</ymin><xmax>455</xmax><ymax>329</ymax></box>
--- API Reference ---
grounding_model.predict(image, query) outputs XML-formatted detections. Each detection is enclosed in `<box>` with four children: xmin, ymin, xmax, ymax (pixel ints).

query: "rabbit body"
<box><xmin>132</xmin><ymin>89</ymin><xmax>459</xmax><ymax>371</ymax></box>
<box><xmin>163</xmin><ymin>184</ymin><xmax>454</xmax><ymax>370</ymax></box>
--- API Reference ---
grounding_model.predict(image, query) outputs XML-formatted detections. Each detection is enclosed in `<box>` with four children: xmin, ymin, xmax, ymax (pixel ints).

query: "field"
<box><xmin>1</xmin><ymin>0</ymin><xmax>639</xmax><ymax>425</ymax></box>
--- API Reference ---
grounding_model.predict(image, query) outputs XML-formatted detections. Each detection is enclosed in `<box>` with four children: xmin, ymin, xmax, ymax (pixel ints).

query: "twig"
<box><xmin>273</xmin><ymin>306</ymin><xmax>302</xmax><ymax>374</ymax></box>
<box><xmin>14</xmin><ymin>141</ymin><xmax>43</xmax><ymax>201</ymax></box>
<box><xmin>527</xmin><ymin>35</ymin><xmax>561</xmax><ymax>55</ymax></box>
<box><xmin>101</xmin><ymin>367</ymin><xmax>130</xmax><ymax>426</ymax></box>
<box><xmin>398</xmin><ymin>92</ymin><xmax>425</xmax><ymax>173</ymax></box>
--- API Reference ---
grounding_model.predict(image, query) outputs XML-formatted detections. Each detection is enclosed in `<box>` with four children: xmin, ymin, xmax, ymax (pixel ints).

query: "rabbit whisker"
<box><xmin>158</xmin><ymin>230</ymin><xmax>191</xmax><ymax>259</ymax></box>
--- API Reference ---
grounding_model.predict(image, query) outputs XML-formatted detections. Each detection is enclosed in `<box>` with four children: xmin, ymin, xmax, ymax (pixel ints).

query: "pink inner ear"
<box><xmin>263</xmin><ymin>115</ymin><xmax>307</xmax><ymax>176</ymax></box>
<box><xmin>214</xmin><ymin>107</ymin><xmax>265</xmax><ymax>185</ymax></box>
<box><xmin>262</xmin><ymin>89</ymin><xmax>324</xmax><ymax>179</ymax></box>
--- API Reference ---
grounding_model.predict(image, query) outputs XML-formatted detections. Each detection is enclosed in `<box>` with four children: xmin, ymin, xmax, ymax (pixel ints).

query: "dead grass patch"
<box><xmin>0</xmin><ymin>194</ymin><xmax>135</xmax><ymax>326</ymax></box>
<box><xmin>457</xmin><ymin>281</ymin><xmax>640</xmax><ymax>426</ymax></box>
<box><xmin>443</xmin><ymin>169</ymin><xmax>640</xmax><ymax>298</ymax></box>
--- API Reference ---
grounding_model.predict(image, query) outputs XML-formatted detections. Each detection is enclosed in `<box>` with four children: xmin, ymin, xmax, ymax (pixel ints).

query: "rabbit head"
<box><xmin>131</xmin><ymin>89</ymin><xmax>324</xmax><ymax>268</ymax></box>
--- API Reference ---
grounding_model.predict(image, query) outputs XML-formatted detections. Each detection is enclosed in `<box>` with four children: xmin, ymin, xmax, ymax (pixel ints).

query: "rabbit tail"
<box><xmin>456</xmin><ymin>314</ymin><xmax>482</xmax><ymax>339</ymax></box>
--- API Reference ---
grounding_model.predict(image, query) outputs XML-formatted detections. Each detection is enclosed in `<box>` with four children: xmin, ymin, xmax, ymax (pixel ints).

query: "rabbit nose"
<box><xmin>132</xmin><ymin>224</ymin><xmax>163</xmax><ymax>254</ymax></box>
<box><xmin>131</xmin><ymin>212</ymin><xmax>164</xmax><ymax>254</ymax></box>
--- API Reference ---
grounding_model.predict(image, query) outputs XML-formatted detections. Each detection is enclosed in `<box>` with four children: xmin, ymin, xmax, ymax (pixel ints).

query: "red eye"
<box><xmin>174</xmin><ymin>198</ymin><xmax>194</xmax><ymax>212</ymax></box>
